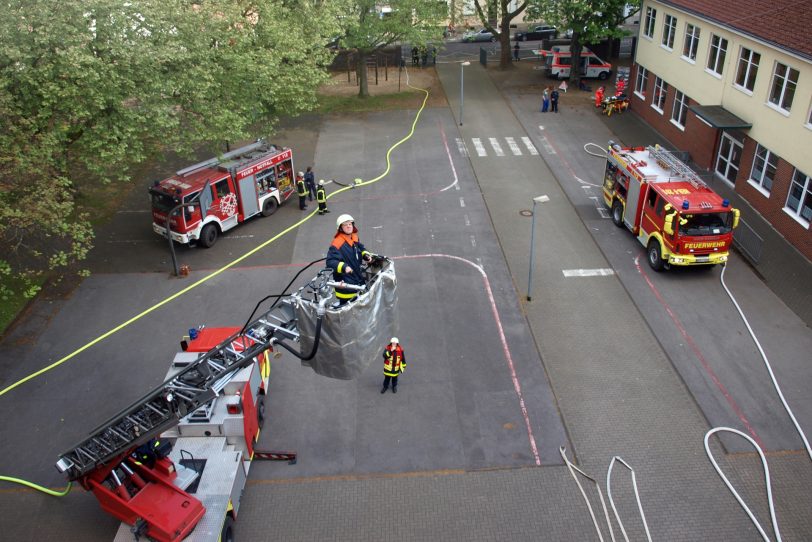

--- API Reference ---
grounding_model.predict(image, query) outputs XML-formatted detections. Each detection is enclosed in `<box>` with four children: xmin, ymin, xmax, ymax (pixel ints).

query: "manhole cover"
<box><xmin>519</xmin><ymin>209</ymin><xmax>533</xmax><ymax>217</ymax></box>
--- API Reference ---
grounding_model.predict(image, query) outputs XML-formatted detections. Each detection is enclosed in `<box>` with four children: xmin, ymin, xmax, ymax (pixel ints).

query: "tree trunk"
<box><xmin>499</xmin><ymin>17</ymin><xmax>512</xmax><ymax>69</ymax></box>
<box><xmin>570</xmin><ymin>36</ymin><xmax>583</xmax><ymax>87</ymax></box>
<box><xmin>357</xmin><ymin>51</ymin><xmax>369</xmax><ymax>98</ymax></box>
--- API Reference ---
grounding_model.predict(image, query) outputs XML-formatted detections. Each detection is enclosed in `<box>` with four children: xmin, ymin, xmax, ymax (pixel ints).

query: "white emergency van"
<box><xmin>543</xmin><ymin>45</ymin><xmax>613</xmax><ymax>80</ymax></box>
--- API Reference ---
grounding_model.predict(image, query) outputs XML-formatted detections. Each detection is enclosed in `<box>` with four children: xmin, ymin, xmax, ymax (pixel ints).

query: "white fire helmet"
<box><xmin>319</xmin><ymin>179</ymin><xmax>325</xmax><ymax>186</ymax></box>
<box><xmin>336</xmin><ymin>214</ymin><xmax>355</xmax><ymax>228</ymax></box>
<box><xmin>390</xmin><ymin>337</ymin><xmax>399</xmax><ymax>344</ymax></box>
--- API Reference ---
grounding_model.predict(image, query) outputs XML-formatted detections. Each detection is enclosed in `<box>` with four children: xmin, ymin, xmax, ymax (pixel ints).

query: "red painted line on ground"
<box><xmin>634</xmin><ymin>257</ymin><xmax>763</xmax><ymax>447</ymax></box>
<box><xmin>397</xmin><ymin>253</ymin><xmax>542</xmax><ymax>465</ymax></box>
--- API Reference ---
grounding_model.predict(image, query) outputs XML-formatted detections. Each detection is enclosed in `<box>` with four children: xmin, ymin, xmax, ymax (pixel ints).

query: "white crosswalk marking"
<box><xmin>471</xmin><ymin>138</ymin><xmax>487</xmax><ymax>157</ymax></box>
<box><xmin>505</xmin><ymin>137</ymin><xmax>523</xmax><ymax>155</ymax></box>
<box><xmin>488</xmin><ymin>138</ymin><xmax>505</xmax><ymax>157</ymax></box>
<box><xmin>562</xmin><ymin>268</ymin><xmax>616</xmax><ymax>277</ymax></box>
<box><xmin>521</xmin><ymin>137</ymin><xmax>539</xmax><ymax>155</ymax></box>
<box><xmin>455</xmin><ymin>138</ymin><xmax>469</xmax><ymax>157</ymax></box>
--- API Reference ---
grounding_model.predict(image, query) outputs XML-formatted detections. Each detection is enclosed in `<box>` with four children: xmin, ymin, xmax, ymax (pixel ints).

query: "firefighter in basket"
<box><xmin>327</xmin><ymin>214</ymin><xmax>373</xmax><ymax>305</ymax></box>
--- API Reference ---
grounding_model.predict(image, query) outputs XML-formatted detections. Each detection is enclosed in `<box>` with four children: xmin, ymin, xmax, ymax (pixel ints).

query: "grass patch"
<box><xmin>315</xmin><ymin>91</ymin><xmax>426</xmax><ymax>114</ymax></box>
<box><xmin>0</xmin><ymin>275</ymin><xmax>44</xmax><ymax>335</ymax></box>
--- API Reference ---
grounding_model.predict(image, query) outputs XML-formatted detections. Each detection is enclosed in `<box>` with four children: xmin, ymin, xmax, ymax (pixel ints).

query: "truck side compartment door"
<box><xmin>238</xmin><ymin>175</ymin><xmax>259</xmax><ymax>219</ymax></box>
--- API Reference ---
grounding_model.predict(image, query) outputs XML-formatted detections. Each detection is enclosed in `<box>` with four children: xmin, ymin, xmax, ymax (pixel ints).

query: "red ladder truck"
<box><xmin>602</xmin><ymin>142</ymin><xmax>740</xmax><ymax>270</ymax></box>
<box><xmin>150</xmin><ymin>140</ymin><xmax>295</xmax><ymax>248</ymax></box>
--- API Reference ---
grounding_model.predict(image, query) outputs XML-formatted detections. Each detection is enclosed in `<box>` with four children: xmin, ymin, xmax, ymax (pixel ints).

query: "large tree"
<box><xmin>473</xmin><ymin>0</ymin><xmax>528</xmax><ymax>70</ymax></box>
<box><xmin>340</xmin><ymin>0</ymin><xmax>446</xmax><ymax>97</ymax></box>
<box><xmin>526</xmin><ymin>0</ymin><xmax>637</xmax><ymax>85</ymax></box>
<box><xmin>0</xmin><ymin>0</ymin><xmax>340</xmax><ymax>302</ymax></box>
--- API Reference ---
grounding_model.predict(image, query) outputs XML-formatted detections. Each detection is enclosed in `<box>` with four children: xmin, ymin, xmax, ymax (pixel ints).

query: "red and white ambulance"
<box><xmin>150</xmin><ymin>140</ymin><xmax>295</xmax><ymax>248</ymax></box>
<box><xmin>543</xmin><ymin>45</ymin><xmax>613</xmax><ymax>80</ymax></box>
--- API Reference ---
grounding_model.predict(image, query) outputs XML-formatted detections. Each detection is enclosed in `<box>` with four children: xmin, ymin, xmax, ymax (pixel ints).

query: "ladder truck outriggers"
<box><xmin>56</xmin><ymin>257</ymin><xmax>398</xmax><ymax>542</ymax></box>
<box><xmin>150</xmin><ymin>140</ymin><xmax>295</xmax><ymax>249</ymax></box>
<box><xmin>602</xmin><ymin>142</ymin><xmax>741</xmax><ymax>271</ymax></box>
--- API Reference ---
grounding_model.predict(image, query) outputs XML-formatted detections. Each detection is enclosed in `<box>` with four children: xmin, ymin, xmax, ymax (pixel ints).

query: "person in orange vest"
<box><xmin>327</xmin><ymin>214</ymin><xmax>372</xmax><ymax>305</ymax></box>
<box><xmin>381</xmin><ymin>337</ymin><xmax>406</xmax><ymax>394</ymax></box>
<box><xmin>595</xmin><ymin>86</ymin><xmax>605</xmax><ymax>108</ymax></box>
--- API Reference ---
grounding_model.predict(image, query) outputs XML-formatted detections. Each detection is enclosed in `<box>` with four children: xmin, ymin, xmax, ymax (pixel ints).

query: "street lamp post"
<box><xmin>527</xmin><ymin>195</ymin><xmax>550</xmax><ymax>302</ymax></box>
<box><xmin>459</xmin><ymin>61</ymin><xmax>470</xmax><ymax>126</ymax></box>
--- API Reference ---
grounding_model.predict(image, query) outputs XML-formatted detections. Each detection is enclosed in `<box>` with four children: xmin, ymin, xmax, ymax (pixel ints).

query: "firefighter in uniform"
<box><xmin>296</xmin><ymin>172</ymin><xmax>308</xmax><ymax>210</ymax></box>
<box><xmin>327</xmin><ymin>214</ymin><xmax>372</xmax><ymax>305</ymax></box>
<box><xmin>381</xmin><ymin>337</ymin><xmax>406</xmax><ymax>394</ymax></box>
<box><xmin>316</xmin><ymin>180</ymin><xmax>330</xmax><ymax>215</ymax></box>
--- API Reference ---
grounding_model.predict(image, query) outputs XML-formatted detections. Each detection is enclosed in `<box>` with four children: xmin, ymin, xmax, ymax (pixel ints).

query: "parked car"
<box><xmin>514</xmin><ymin>25</ymin><xmax>558</xmax><ymax>41</ymax></box>
<box><xmin>462</xmin><ymin>28</ymin><xmax>496</xmax><ymax>42</ymax></box>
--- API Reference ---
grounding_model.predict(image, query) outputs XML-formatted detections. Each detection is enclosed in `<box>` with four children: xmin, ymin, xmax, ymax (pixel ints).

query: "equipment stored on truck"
<box><xmin>602</xmin><ymin>142</ymin><xmax>740</xmax><ymax>271</ymax></box>
<box><xmin>150</xmin><ymin>140</ymin><xmax>295</xmax><ymax>248</ymax></box>
<box><xmin>55</xmin><ymin>257</ymin><xmax>397</xmax><ymax>541</ymax></box>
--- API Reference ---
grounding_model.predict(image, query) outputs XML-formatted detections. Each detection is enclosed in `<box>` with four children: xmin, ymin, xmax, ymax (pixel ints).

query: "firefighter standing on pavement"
<box><xmin>316</xmin><ymin>180</ymin><xmax>330</xmax><ymax>215</ymax></box>
<box><xmin>326</xmin><ymin>214</ymin><xmax>372</xmax><ymax>305</ymax></box>
<box><xmin>296</xmin><ymin>172</ymin><xmax>308</xmax><ymax>210</ymax></box>
<box><xmin>381</xmin><ymin>337</ymin><xmax>406</xmax><ymax>394</ymax></box>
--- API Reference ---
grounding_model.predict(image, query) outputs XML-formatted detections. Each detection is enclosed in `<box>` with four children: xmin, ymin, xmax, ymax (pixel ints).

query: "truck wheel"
<box><xmin>599</xmin><ymin>71</ymin><xmax>609</xmax><ymax>80</ymax></box>
<box><xmin>257</xmin><ymin>394</ymin><xmax>266</xmax><ymax>429</ymax></box>
<box><xmin>611</xmin><ymin>201</ymin><xmax>624</xmax><ymax>227</ymax></box>
<box><xmin>647</xmin><ymin>240</ymin><xmax>665</xmax><ymax>271</ymax></box>
<box><xmin>221</xmin><ymin>516</ymin><xmax>235</xmax><ymax>542</ymax></box>
<box><xmin>261</xmin><ymin>198</ymin><xmax>278</xmax><ymax>217</ymax></box>
<box><xmin>199</xmin><ymin>224</ymin><xmax>218</xmax><ymax>248</ymax></box>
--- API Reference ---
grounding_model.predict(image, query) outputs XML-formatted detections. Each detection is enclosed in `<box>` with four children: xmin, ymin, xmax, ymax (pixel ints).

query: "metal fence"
<box><xmin>733</xmin><ymin>218</ymin><xmax>764</xmax><ymax>263</ymax></box>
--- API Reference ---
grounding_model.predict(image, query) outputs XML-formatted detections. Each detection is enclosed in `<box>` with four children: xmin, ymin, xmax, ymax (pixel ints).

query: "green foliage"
<box><xmin>472</xmin><ymin>0</ymin><xmax>528</xmax><ymax>69</ymax></box>
<box><xmin>0</xmin><ymin>0</ymin><xmax>340</xmax><ymax>304</ymax></box>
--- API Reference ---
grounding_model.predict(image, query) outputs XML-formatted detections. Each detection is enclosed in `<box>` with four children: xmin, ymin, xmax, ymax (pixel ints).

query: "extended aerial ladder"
<box><xmin>55</xmin><ymin>257</ymin><xmax>397</xmax><ymax>542</ymax></box>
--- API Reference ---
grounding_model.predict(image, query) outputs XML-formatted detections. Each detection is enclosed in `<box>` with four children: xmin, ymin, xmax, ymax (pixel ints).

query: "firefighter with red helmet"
<box><xmin>381</xmin><ymin>337</ymin><xmax>406</xmax><ymax>394</ymax></box>
<box><xmin>327</xmin><ymin>214</ymin><xmax>372</xmax><ymax>305</ymax></box>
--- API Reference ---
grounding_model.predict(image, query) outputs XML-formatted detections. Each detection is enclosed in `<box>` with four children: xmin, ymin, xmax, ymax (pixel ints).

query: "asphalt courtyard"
<box><xmin>1</xmin><ymin>47</ymin><xmax>811</xmax><ymax>541</ymax></box>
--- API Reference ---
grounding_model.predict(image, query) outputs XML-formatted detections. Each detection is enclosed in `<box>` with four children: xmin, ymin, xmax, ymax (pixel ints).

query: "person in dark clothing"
<box><xmin>296</xmin><ymin>172</ymin><xmax>308</xmax><ymax>210</ymax></box>
<box><xmin>550</xmin><ymin>88</ymin><xmax>560</xmax><ymax>113</ymax></box>
<box><xmin>411</xmin><ymin>46</ymin><xmax>419</xmax><ymax>66</ymax></box>
<box><xmin>316</xmin><ymin>179</ymin><xmax>330</xmax><ymax>215</ymax></box>
<box><xmin>381</xmin><ymin>337</ymin><xmax>406</xmax><ymax>394</ymax></box>
<box><xmin>420</xmin><ymin>47</ymin><xmax>428</xmax><ymax>68</ymax></box>
<box><xmin>513</xmin><ymin>43</ymin><xmax>520</xmax><ymax>62</ymax></box>
<box><xmin>327</xmin><ymin>214</ymin><xmax>372</xmax><ymax>305</ymax></box>
<box><xmin>304</xmin><ymin>166</ymin><xmax>316</xmax><ymax>201</ymax></box>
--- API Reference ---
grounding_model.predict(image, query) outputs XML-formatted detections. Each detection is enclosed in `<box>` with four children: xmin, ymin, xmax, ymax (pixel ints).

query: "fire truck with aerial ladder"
<box><xmin>602</xmin><ymin>142</ymin><xmax>741</xmax><ymax>271</ymax></box>
<box><xmin>150</xmin><ymin>140</ymin><xmax>295</xmax><ymax>248</ymax></box>
<box><xmin>55</xmin><ymin>256</ymin><xmax>397</xmax><ymax>542</ymax></box>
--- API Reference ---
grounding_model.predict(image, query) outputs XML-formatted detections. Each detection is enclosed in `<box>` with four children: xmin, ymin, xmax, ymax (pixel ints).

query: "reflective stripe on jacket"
<box><xmin>316</xmin><ymin>187</ymin><xmax>326</xmax><ymax>203</ymax></box>
<box><xmin>383</xmin><ymin>345</ymin><xmax>406</xmax><ymax>376</ymax></box>
<box><xmin>327</xmin><ymin>230</ymin><xmax>369</xmax><ymax>299</ymax></box>
<box><xmin>297</xmin><ymin>179</ymin><xmax>307</xmax><ymax>196</ymax></box>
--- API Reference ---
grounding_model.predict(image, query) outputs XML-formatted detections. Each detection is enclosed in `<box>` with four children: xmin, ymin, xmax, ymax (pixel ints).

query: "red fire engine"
<box><xmin>602</xmin><ymin>142</ymin><xmax>740</xmax><ymax>270</ymax></box>
<box><xmin>150</xmin><ymin>140</ymin><xmax>295</xmax><ymax>248</ymax></box>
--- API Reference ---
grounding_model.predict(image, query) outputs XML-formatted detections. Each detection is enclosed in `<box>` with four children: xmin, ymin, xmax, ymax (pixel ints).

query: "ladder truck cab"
<box><xmin>602</xmin><ymin>142</ymin><xmax>741</xmax><ymax>271</ymax></box>
<box><xmin>150</xmin><ymin>140</ymin><xmax>295</xmax><ymax>248</ymax></box>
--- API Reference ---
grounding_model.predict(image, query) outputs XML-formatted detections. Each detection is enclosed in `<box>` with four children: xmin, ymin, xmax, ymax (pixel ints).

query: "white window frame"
<box><xmin>748</xmin><ymin>144</ymin><xmax>777</xmax><ymax>195</ymax></box>
<box><xmin>715</xmin><ymin>132</ymin><xmax>743</xmax><ymax>185</ymax></box>
<box><xmin>661</xmin><ymin>14</ymin><xmax>677</xmax><ymax>50</ymax></box>
<box><xmin>706</xmin><ymin>34</ymin><xmax>727</xmax><ymax>77</ymax></box>
<box><xmin>807</xmin><ymin>97</ymin><xmax>812</xmax><ymax>129</ymax></box>
<box><xmin>671</xmin><ymin>90</ymin><xmax>688</xmax><ymax>129</ymax></box>
<box><xmin>644</xmin><ymin>7</ymin><xmax>657</xmax><ymax>39</ymax></box>
<box><xmin>767</xmin><ymin>62</ymin><xmax>799</xmax><ymax>113</ymax></box>
<box><xmin>735</xmin><ymin>46</ymin><xmax>760</xmax><ymax>93</ymax></box>
<box><xmin>635</xmin><ymin>67</ymin><xmax>648</xmax><ymax>99</ymax></box>
<box><xmin>784</xmin><ymin>169</ymin><xmax>812</xmax><ymax>226</ymax></box>
<box><xmin>682</xmin><ymin>24</ymin><xmax>700</xmax><ymax>62</ymax></box>
<box><xmin>652</xmin><ymin>76</ymin><xmax>667</xmax><ymax>113</ymax></box>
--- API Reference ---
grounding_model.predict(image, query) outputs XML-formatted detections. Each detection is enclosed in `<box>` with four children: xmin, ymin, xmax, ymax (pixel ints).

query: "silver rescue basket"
<box><xmin>295</xmin><ymin>258</ymin><xmax>398</xmax><ymax>380</ymax></box>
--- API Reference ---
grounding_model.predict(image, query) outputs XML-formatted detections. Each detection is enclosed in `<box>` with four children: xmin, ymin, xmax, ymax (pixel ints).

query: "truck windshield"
<box><xmin>679</xmin><ymin>212</ymin><xmax>732</xmax><ymax>236</ymax></box>
<box><xmin>150</xmin><ymin>189</ymin><xmax>177</xmax><ymax>212</ymax></box>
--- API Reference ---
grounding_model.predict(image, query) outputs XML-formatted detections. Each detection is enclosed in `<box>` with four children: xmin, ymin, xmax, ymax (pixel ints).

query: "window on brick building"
<box><xmin>768</xmin><ymin>62</ymin><xmax>799</xmax><ymax>112</ymax></box>
<box><xmin>749</xmin><ymin>144</ymin><xmax>778</xmax><ymax>193</ymax></box>
<box><xmin>786</xmin><ymin>169</ymin><xmax>812</xmax><ymax>224</ymax></box>
<box><xmin>735</xmin><ymin>47</ymin><xmax>760</xmax><ymax>92</ymax></box>
<box><xmin>644</xmin><ymin>7</ymin><xmax>657</xmax><ymax>39</ymax></box>
<box><xmin>716</xmin><ymin>133</ymin><xmax>742</xmax><ymax>184</ymax></box>
<box><xmin>635</xmin><ymin>67</ymin><xmax>648</xmax><ymax>98</ymax></box>
<box><xmin>707</xmin><ymin>34</ymin><xmax>727</xmax><ymax>76</ymax></box>
<box><xmin>683</xmin><ymin>24</ymin><xmax>700</xmax><ymax>61</ymax></box>
<box><xmin>671</xmin><ymin>91</ymin><xmax>688</xmax><ymax>128</ymax></box>
<box><xmin>662</xmin><ymin>15</ymin><xmax>677</xmax><ymax>49</ymax></box>
<box><xmin>652</xmin><ymin>76</ymin><xmax>668</xmax><ymax>112</ymax></box>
